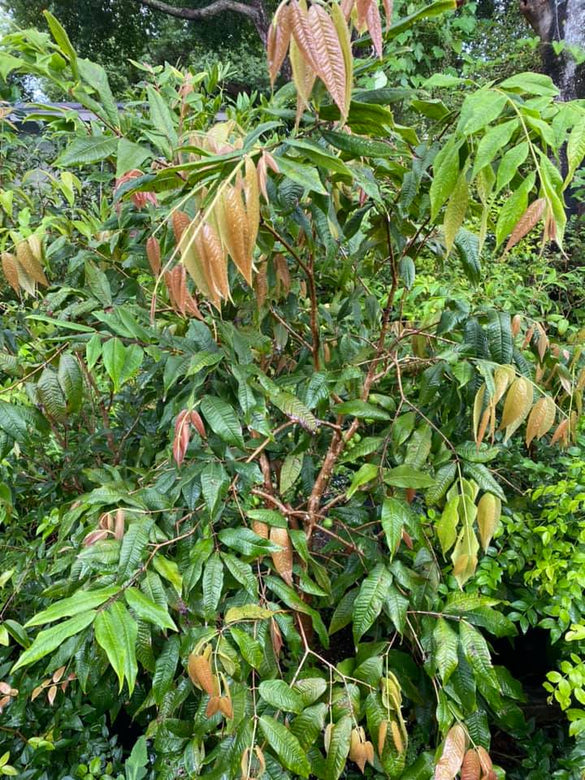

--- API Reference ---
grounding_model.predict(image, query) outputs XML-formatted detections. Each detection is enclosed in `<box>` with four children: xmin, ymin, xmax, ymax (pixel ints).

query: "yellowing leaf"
<box><xmin>525</xmin><ymin>395</ymin><xmax>556</xmax><ymax>446</ymax></box>
<box><xmin>477</xmin><ymin>493</ymin><xmax>501</xmax><ymax>552</ymax></box>
<box><xmin>499</xmin><ymin>377</ymin><xmax>533</xmax><ymax>442</ymax></box>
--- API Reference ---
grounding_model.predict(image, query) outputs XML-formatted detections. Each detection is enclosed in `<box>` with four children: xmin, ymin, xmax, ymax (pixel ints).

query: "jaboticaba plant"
<box><xmin>0</xmin><ymin>0</ymin><xmax>585</xmax><ymax>777</ymax></box>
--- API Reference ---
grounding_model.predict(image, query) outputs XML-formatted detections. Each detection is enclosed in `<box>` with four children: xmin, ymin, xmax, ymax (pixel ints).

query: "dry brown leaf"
<box><xmin>505</xmin><ymin>197</ymin><xmax>545</xmax><ymax>251</ymax></box>
<box><xmin>307</xmin><ymin>4</ymin><xmax>348</xmax><ymax>117</ymax></box>
<box><xmin>188</xmin><ymin>652</ymin><xmax>219</xmax><ymax>696</ymax></box>
<box><xmin>433</xmin><ymin>723</ymin><xmax>467</xmax><ymax>779</ymax></box>
<box><xmin>1</xmin><ymin>252</ymin><xmax>20</xmax><ymax>293</ymax></box>
<box><xmin>47</xmin><ymin>684</ymin><xmax>58</xmax><ymax>706</ymax></box>
<box><xmin>17</xmin><ymin>241</ymin><xmax>48</xmax><ymax>286</ymax></box>
<box><xmin>267</xmin><ymin>3</ymin><xmax>293</xmax><ymax>86</ymax></box>
<box><xmin>146</xmin><ymin>235</ymin><xmax>161</xmax><ymax>275</ymax></box>
<box><xmin>377</xmin><ymin>720</ymin><xmax>388</xmax><ymax>756</ymax></box>
<box><xmin>477</xmin><ymin>493</ymin><xmax>501</xmax><ymax>552</ymax></box>
<box><xmin>269</xmin><ymin>526</ymin><xmax>294</xmax><ymax>585</ymax></box>
<box><xmin>525</xmin><ymin>395</ymin><xmax>556</xmax><ymax>446</ymax></box>
<box><xmin>461</xmin><ymin>749</ymin><xmax>481</xmax><ymax>780</ymax></box>
<box><xmin>550</xmin><ymin>417</ymin><xmax>569</xmax><ymax>446</ymax></box>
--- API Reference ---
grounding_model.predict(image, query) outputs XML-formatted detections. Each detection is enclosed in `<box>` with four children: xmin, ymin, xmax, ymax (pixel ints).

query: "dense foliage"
<box><xmin>1</xmin><ymin>2</ymin><xmax>585</xmax><ymax>779</ymax></box>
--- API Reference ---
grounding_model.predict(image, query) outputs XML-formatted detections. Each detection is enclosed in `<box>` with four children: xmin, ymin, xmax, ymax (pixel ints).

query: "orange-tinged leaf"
<box><xmin>550</xmin><ymin>417</ymin><xmax>569</xmax><ymax>446</ymax></box>
<box><xmin>216</xmin><ymin>187</ymin><xmax>252</xmax><ymax>285</ymax></box>
<box><xmin>434</xmin><ymin>723</ymin><xmax>467</xmax><ymax>779</ymax></box>
<box><xmin>1</xmin><ymin>252</ymin><xmax>20</xmax><ymax>293</ymax></box>
<box><xmin>525</xmin><ymin>395</ymin><xmax>556</xmax><ymax>446</ymax></box>
<box><xmin>244</xmin><ymin>156</ymin><xmax>260</xmax><ymax>258</ymax></box>
<box><xmin>505</xmin><ymin>197</ymin><xmax>545</xmax><ymax>251</ymax></box>
<box><xmin>188</xmin><ymin>652</ymin><xmax>218</xmax><ymax>696</ymax></box>
<box><xmin>252</xmin><ymin>520</ymin><xmax>269</xmax><ymax>538</ymax></box>
<box><xmin>206</xmin><ymin>695</ymin><xmax>221</xmax><ymax>717</ymax></box>
<box><xmin>476</xmin><ymin>746</ymin><xmax>492</xmax><ymax>776</ymax></box>
<box><xmin>219</xmin><ymin>695</ymin><xmax>234</xmax><ymax>719</ymax></box>
<box><xmin>267</xmin><ymin>3</ymin><xmax>292</xmax><ymax>86</ymax></box>
<box><xmin>477</xmin><ymin>493</ymin><xmax>501</xmax><ymax>552</ymax></box>
<box><xmin>499</xmin><ymin>377</ymin><xmax>533</xmax><ymax>439</ymax></box>
<box><xmin>196</xmin><ymin>221</ymin><xmax>230</xmax><ymax>300</ymax></box>
<box><xmin>377</xmin><ymin>720</ymin><xmax>387</xmax><ymax>756</ymax></box>
<box><xmin>390</xmin><ymin>720</ymin><xmax>404</xmax><ymax>754</ymax></box>
<box><xmin>461</xmin><ymin>749</ymin><xmax>481</xmax><ymax>780</ymax></box>
<box><xmin>307</xmin><ymin>4</ymin><xmax>348</xmax><ymax>118</ymax></box>
<box><xmin>269</xmin><ymin>526</ymin><xmax>294</xmax><ymax>585</ymax></box>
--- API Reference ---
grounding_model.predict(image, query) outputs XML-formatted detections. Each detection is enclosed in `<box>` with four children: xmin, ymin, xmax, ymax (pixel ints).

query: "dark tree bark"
<box><xmin>137</xmin><ymin>0</ymin><xmax>270</xmax><ymax>45</ymax></box>
<box><xmin>519</xmin><ymin>0</ymin><xmax>585</xmax><ymax>99</ymax></box>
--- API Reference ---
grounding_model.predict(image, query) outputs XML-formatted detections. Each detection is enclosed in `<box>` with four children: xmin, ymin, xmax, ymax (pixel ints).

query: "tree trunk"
<box><xmin>519</xmin><ymin>0</ymin><xmax>585</xmax><ymax>100</ymax></box>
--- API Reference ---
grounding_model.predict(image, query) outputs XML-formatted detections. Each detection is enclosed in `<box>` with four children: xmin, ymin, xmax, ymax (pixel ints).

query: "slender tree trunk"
<box><xmin>519</xmin><ymin>0</ymin><xmax>585</xmax><ymax>99</ymax></box>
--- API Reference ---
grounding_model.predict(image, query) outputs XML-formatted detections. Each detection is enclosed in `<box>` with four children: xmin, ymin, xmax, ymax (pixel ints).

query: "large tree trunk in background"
<box><xmin>519</xmin><ymin>0</ymin><xmax>585</xmax><ymax>99</ymax></box>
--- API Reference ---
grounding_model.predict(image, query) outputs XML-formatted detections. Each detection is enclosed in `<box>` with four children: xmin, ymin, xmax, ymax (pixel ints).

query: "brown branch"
<box><xmin>137</xmin><ymin>0</ymin><xmax>269</xmax><ymax>43</ymax></box>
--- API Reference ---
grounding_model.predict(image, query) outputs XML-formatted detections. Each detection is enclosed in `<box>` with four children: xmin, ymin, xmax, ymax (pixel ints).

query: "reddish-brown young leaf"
<box><xmin>307</xmin><ymin>4</ymin><xmax>348</xmax><ymax>117</ymax></box>
<box><xmin>190</xmin><ymin>410</ymin><xmax>207</xmax><ymax>438</ymax></box>
<box><xmin>525</xmin><ymin>395</ymin><xmax>556</xmax><ymax>446</ymax></box>
<box><xmin>1</xmin><ymin>252</ymin><xmax>20</xmax><ymax>293</ymax></box>
<box><xmin>270</xmin><ymin>617</ymin><xmax>283</xmax><ymax>657</ymax></box>
<box><xmin>267</xmin><ymin>3</ymin><xmax>293</xmax><ymax>86</ymax></box>
<box><xmin>550</xmin><ymin>417</ymin><xmax>569</xmax><ymax>446</ymax></box>
<box><xmin>173</xmin><ymin>410</ymin><xmax>191</xmax><ymax>467</ymax></box>
<box><xmin>461</xmin><ymin>749</ymin><xmax>481</xmax><ymax>780</ymax></box>
<box><xmin>172</xmin><ymin>210</ymin><xmax>191</xmax><ymax>243</ymax></box>
<box><xmin>365</xmin><ymin>0</ymin><xmax>384</xmax><ymax>57</ymax></box>
<box><xmin>146</xmin><ymin>235</ymin><xmax>161</xmax><ymax>275</ymax></box>
<box><xmin>290</xmin><ymin>0</ymin><xmax>320</xmax><ymax>73</ymax></box>
<box><xmin>505</xmin><ymin>197</ymin><xmax>545</xmax><ymax>251</ymax></box>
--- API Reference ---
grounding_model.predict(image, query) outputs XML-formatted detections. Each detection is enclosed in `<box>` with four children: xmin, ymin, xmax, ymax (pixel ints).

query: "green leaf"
<box><xmin>265</xmin><ymin>576</ymin><xmax>329</xmax><ymax>648</ymax></box>
<box><xmin>495</xmin><ymin>172</ymin><xmax>535</xmax><ymax>247</ymax></box>
<box><xmin>102</xmin><ymin>338</ymin><xmax>142</xmax><ymax>393</ymax></box>
<box><xmin>444</xmin><ymin>172</ymin><xmax>469</xmax><ymax>254</ymax></box>
<box><xmin>293</xmin><ymin>678</ymin><xmax>328</xmax><ymax>706</ymax></box>
<box><xmin>58</xmin><ymin>353</ymin><xmax>83</xmax><ymax>413</ymax></box>
<box><xmin>146</xmin><ymin>85</ymin><xmax>178</xmax><ymax>151</ymax></box>
<box><xmin>381</xmin><ymin>498</ymin><xmax>411</xmax><ymax>560</ymax></box>
<box><xmin>12</xmin><ymin>612</ymin><xmax>96</xmax><ymax>671</ymax></box>
<box><xmin>321</xmin><ymin>129</ymin><xmax>395</xmax><ymax>158</ymax></box>
<box><xmin>117</xmin><ymin>139</ymin><xmax>152</xmax><ymax>179</ymax></box>
<box><xmin>499</xmin><ymin>72</ymin><xmax>558</xmax><ymax>96</ymax></box>
<box><xmin>384</xmin><ymin>465</ymin><xmax>435</xmax><ymax>489</ymax></box>
<box><xmin>152</xmin><ymin>635</ymin><xmax>179</xmax><ymax>705</ymax></box>
<box><xmin>43</xmin><ymin>10</ymin><xmax>79</xmax><ymax>78</ymax></box>
<box><xmin>334</xmin><ymin>400</ymin><xmax>391</xmax><ymax>420</ymax></box>
<box><xmin>37</xmin><ymin>368</ymin><xmax>67</xmax><ymax>422</ymax></box>
<box><xmin>200</xmin><ymin>396</ymin><xmax>244</xmax><ymax>448</ymax></box>
<box><xmin>329</xmin><ymin>589</ymin><xmax>358</xmax><ymax>635</ymax></box>
<box><xmin>201</xmin><ymin>461</ymin><xmax>229</xmax><ymax>517</ymax></box>
<box><xmin>462</xmin><ymin>463</ymin><xmax>506</xmax><ymax>502</ymax></box>
<box><xmin>285</xmin><ymin>138</ymin><xmax>353</xmax><ymax>177</ymax></box>
<box><xmin>259</xmin><ymin>680</ymin><xmax>305</xmax><ymax>713</ymax></box>
<box><xmin>459</xmin><ymin>620</ymin><xmax>498</xmax><ymax>688</ymax></box>
<box><xmin>495</xmin><ymin>141</ymin><xmax>529</xmax><ymax>194</ymax></box>
<box><xmin>472</xmin><ymin>120</ymin><xmax>518</xmax><ymax>178</ymax></box>
<box><xmin>459</xmin><ymin>89</ymin><xmax>507</xmax><ymax>135</ymax></box>
<box><xmin>229</xmin><ymin>626</ymin><xmax>264</xmax><ymax>668</ymax></box>
<box><xmin>259</xmin><ymin>715</ymin><xmax>311</xmax><ymax>778</ymax></box>
<box><xmin>280</xmin><ymin>454</ymin><xmax>303</xmax><ymax>494</ymax></box>
<box><xmin>202</xmin><ymin>554</ymin><xmax>224</xmax><ymax>620</ymax></box>
<box><xmin>430</xmin><ymin>139</ymin><xmax>461</xmax><ymax>220</ymax></box>
<box><xmin>434</xmin><ymin>618</ymin><xmax>459</xmax><ymax>683</ymax></box>
<box><xmin>94</xmin><ymin>602</ymin><xmax>138</xmax><ymax>694</ymax></box>
<box><xmin>347</xmin><ymin>463</ymin><xmax>379</xmax><ymax>497</ymax></box>
<box><xmin>118</xmin><ymin>521</ymin><xmax>152</xmax><ymax>580</ymax></box>
<box><xmin>277</xmin><ymin>156</ymin><xmax>327</xmax><ymax>194</ymax></box>
<box><xmin>218</xmin><ymin>527</ymin><xmax>281</xmax><ymax>557</ymax></box>
<box><xmin>85</xmin><ymin>261</ymin><xmax>112</xmax><ymax>306</ymax></box>
<box><xmin>77</xmin><ymin>58</ymin><xmax>119</xmax><ymax>128</ymax></box>
<box><xmin>324</xmin><ymin>715</ymin><xmax>352</xmax><ymax>780</ymax></box>
<box><xmin>125</xmin><ymin>587</ymin><xmax>177</xmax><ymax>631</ymax></box>
<box><xmin>437</xmin><ymin>498</ymin><xmax>459</xmax><ymax>555</ymax></box>
<box><xmin>25</xmin><ymin>585</ymin><xmax>120</xmax><ymax>627</ymax></box>
<box><xmin>221</xmin><ymin>554</ymin><xmax>258</xmax><ymax>597</ymax></box>
<box><xmin>57</xmin><ymin>136</ymin><xmax>118</xmax><ymax>167</ymax></box>
<box><xmin>353</xmin><ymin>564</ymin><xmax>393</xmax><ymax>643</ymax></box>
<box><xmin>152</xmin><ymin>556</ymin><xmax>182</xmax><ymax>596</ymax></box>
